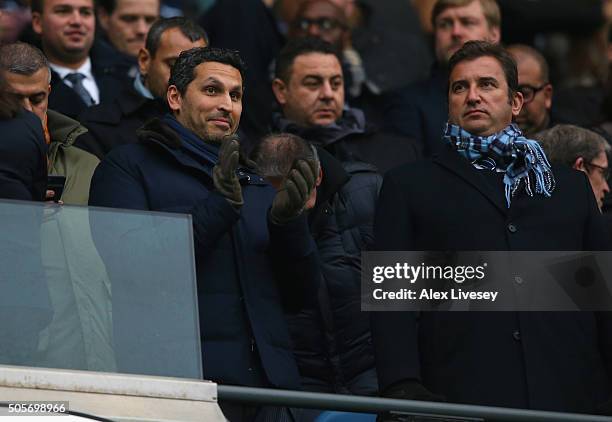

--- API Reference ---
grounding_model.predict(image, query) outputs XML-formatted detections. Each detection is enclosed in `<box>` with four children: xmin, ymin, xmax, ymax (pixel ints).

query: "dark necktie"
<box><xmin>64</xmin><ymin>72</ymin><xmax>95</xmax><ymax>106</ymax></box>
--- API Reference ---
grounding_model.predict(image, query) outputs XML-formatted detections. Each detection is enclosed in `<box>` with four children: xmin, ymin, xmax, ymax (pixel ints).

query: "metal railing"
<box><xmin>217</xmin><ymin>385</ymin><xmax>612</xmax><ymax>422</ymax></box>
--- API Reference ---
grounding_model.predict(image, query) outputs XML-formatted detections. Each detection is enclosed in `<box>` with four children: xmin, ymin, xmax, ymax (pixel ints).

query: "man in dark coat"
<box><xmin>89</xmin><ymin>47</ymin><xmax>320</xmax><ymax>422</ymax></box>
<box><xmin>77</xmin><ymin>17</ymin><xmax>208</xmax><ymax>159</ymax></box>
<box><xmin>253</xmin><ymin>133</ymin><xmax>381</xmax><ymax>398</ymax></box>
<box><xmin>384</xmin><ymin>0</ymin><xmax>501</xmax><ymax>156</ymax></box>
<box><xmin>373</xmin><ymin>41</ymin><xmax>612</xmax><ymax>415</ymax></box>
<box><xmin>30</xmin><ymin>0</ymin><xmax>127</xmax><ymax>118</ymax></box>
<box><xmin>271</xmin><ymin>37</ymin><xmax>419</xmax><ymax>174</ymax></box>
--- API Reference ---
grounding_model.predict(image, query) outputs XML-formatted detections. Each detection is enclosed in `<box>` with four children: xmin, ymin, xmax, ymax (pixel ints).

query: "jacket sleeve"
<box><xmin>89</xmin><ymin>152</ymin><xmax>240</xmax><ymax>257</ymax></box>
<box><xmin>371</xmin><ymin>170</ymin><xmax>421</xmax><ymax>392</ymax></box>
<box><xmin>267</xmin><ymin>212</ymin><xmax>320</xmax><ymax>312</ymax></box>
<box><xmin>89</xmin><ymin>152</ymin><xmax>149</xmax><ymax>210</ymax></box>
<box><xmin>191</xmin><ymin>191</ymin><xmax>240</xmax><ymax>257</ymax></box>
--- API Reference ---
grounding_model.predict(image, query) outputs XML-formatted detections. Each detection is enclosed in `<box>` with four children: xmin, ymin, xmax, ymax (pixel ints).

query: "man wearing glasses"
<box><xmin>507</xmin><ymin>44</ymin><xmax>554</xmax><ymax>136</ymax></box>
<box><xmin>536</xmin><ymin>124</ymin><xmax>610</xmax><ymax>210</ymax></box>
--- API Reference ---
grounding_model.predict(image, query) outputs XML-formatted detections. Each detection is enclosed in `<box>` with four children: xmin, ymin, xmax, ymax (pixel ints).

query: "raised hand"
<box><xmin>270</xmin><ymin>158</ymin><xmax>318</xmax><ymax>224</ymax></box>
<box><xmin>213</xmin><ymin>136</ymin><xmax>243</xmax><ymax>208</ymax></box>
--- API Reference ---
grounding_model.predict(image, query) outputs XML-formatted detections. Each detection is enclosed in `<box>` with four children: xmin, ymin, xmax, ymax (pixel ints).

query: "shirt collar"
<box><xmin>49</xmin><ymin>57</ymin><xmax>94</xmax><ymax>82</ymax></box>
<box><xmin>134</xmin><ymin>73</ymin><xmax>154</xmax><ymax>100</ymax></box>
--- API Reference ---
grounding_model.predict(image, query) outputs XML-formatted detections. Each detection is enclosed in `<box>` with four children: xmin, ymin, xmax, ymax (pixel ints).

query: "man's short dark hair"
<box><xmin>30</xmin><ymin>0</ymin><xmax>43</xmax><ymax>13</ymax></box>
<box><xmin>535</xmin><ymin>124</ymin><xmax>610</xmax><ymax>167</ymax></box>
<box><xmin>96</xmin><ymin>0</ymin><xmax>116</xmax><ymax>14</ymax></box>
<box><xmin>448</xmin><ymin>40</ymin><xmax>518</xmax><ymax>101</ymax></box>
<box><xmin>0</xmin><ymin>42</ymin><xmax>50</xmax><ymax>81</ymax></box>
<box><xmin>252</xmin><ymin>133</ymin><xmax>319</xmax><ymax>178</ymax></box>
<box><xmin>145</xmin><ymin>17</ymin><xmax>209</xmax><ymax>58</ymax></box>
<box><xmin>169</xmin><ymin>47</ymin><xmax>246</xmax><ymax>96</ymax></box>
<box><xmin>275</xmin><ymin>37</ymin><xmax>341</xmax><ymax>83</ymax></box>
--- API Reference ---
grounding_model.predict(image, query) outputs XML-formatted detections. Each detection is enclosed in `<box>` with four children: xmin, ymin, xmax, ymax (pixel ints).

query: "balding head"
<box><xmin>507</xmin><ymin>44</ymin><xmax>553</xmax><ymax>136</ymax></box>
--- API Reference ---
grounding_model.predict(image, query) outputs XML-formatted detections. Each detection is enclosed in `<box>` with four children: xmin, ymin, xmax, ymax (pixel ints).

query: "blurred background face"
<box><xmin>273</xmin><ymin>52</ymin><xmax>344</xmax><ymax>127</ymax></box>
<box><xmin>289</xmin><ymin>0</ymin><xmax>348</xmax><ymax>48</ymax></box>
<box><xmin>3</xmin><ymin>68</ymin><xmax>50</xmax><ymax>122</ymax></box>
<box><xmin>434</xmin><ymin>0</ymin><xmax>499</xmax><ymax>63</ymax></box>
<box><xmin>0</xmin><ymin>2</ymin><xmax>31</xmax><ymax>44</ymax></box>
<box><xmin>98</xmin><ymin>0</ymin><xmax>159</xmax><ymax>57</ymax></box>
<box><xmin>138</xmin><ymin>27</ymin><xmax>207</xmax><ymax>99</ymax></box>
<box><xmin>31</xmin><ymin>0</ymin><xmax>95</xmax><ymax>65</ymax></box>
<box><xmin>510</xmin><ymin>51</ymin><xmax>552</xmax><ymax>136</ymax></box>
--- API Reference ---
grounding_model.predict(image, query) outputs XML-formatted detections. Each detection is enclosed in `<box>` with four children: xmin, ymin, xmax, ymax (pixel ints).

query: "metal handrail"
<box><xmin>217</xmin><ymin>385</ymin><xmax>612</xmax><ymax>422</ymax></box>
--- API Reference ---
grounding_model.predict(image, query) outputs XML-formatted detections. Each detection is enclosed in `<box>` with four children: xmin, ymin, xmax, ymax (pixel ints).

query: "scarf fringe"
<box><xmin>444</xmin><ymin>123</ymin><xmax>555</xmax><ymax>208</ymax></box>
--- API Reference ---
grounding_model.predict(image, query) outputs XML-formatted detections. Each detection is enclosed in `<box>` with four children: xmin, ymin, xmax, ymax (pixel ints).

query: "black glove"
<box><xmin>382</xmin><ymin>379</ymin><xmax>446</xmax><ymax>402</ymax></box>
<box><xmin>213</xmin><ymin>136</ymin><xmax>243</xmax><ymax>208</ymax></box>
<box><xmin>377</xmin><ymin>380</ymin><xmax>446</xmax><ymax>422</ymax></box>
<box><xmin>597</xmin><ymin>393</ymin><xmax>612</xmax><ymax>415</ymax></box>
<box><xmin>270</xmin><ymin>158</ymin><xmax>317</xmax><ymax>224</ymax></box>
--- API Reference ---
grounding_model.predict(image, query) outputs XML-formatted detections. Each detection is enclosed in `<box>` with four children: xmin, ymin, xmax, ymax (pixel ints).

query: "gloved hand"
<box><xmin>270</xmin><ymin>158</ymin><xmax>317</xmax><ymax>224</ymax></box>
<box><xmin>597</xmin><ymin>393</ymin><xmax>612</xmax><ymax>415</ymax></box>
<box><xmin>377</xmin><ymin>380</ymin><xmax>446</xmax><ymax>422</ymax></box>
<box><xmin>382</xmin><ymin>379</ymin><xmax>446</xmax><ymax>402</ymax></box>
<box><xmin>213</xmin><ymin>136</ymin><xmax>243</xmax><ymax>208</ymax></box>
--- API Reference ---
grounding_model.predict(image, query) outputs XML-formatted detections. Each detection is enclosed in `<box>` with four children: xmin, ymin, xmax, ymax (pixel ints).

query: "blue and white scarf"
<box><xmin>443</xmin><ymin>123</ymin><xmax>555</xmax><ymax>207</ymax></box>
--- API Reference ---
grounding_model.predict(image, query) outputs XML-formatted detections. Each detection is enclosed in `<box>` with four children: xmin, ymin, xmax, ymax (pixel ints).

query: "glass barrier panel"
<box><xmin>0</xmin><ymin>199</ymin><xmax>201</xmax><ymax>379</ymax></box>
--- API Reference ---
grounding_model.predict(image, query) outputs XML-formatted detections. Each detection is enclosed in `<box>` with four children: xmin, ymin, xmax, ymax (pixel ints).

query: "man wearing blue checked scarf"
<box><xmin>372</xmin><ymin>41</ymin><xmax>612</xmax><ymax>415</ymax></box>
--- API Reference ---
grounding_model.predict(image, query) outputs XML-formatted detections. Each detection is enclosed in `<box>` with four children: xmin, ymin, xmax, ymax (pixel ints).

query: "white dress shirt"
<box><xmin>50</xmin><ymin>58</ymin><xmax>100</xmax><ymax>105</ymax></box>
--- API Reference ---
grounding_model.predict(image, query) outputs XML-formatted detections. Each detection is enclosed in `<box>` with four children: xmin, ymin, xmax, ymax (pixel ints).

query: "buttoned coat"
<box><xmin>372</xmin><ymin>144</ymin><xmax>612</xmax><ymax>413</ymax></box>
<box><xmin>89</xmin><ymin>118</ymin><xmax>319</xmax><ymax>388</ymax></box>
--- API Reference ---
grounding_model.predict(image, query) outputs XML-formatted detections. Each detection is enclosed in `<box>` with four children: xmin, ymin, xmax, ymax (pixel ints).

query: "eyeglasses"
<box><xmin>517</xmin><ymin>83</ymin><xmax>549</xmax><ymax>104</ymax></box>
<box><xmin>294</xmin><ymin>17</ymin><xmax>345</xmax><ymax>33</ymax></box>
<box><xmin>585</xmin><ymin>161</ymin><xmax>610</xmax><ymax>179</ymax></box>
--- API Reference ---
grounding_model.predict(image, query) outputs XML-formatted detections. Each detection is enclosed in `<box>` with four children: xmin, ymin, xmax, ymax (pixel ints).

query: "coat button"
<box><xmin>513</xmin><ymin>330</ymin><xmax>521</xmax><ymax>341</ymax></box>
<box><xmin>514</xmin><ymin>276</ymin><xmax>523</xmax><ymax>285</ymax></box>
<box><xmin>507</xmin><ymin>223</ymin><xmax>518</xmax><ymax>233</ymax></box>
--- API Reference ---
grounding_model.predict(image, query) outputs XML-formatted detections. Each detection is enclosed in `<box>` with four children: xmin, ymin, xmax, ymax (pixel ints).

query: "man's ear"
<box><xmin>316</xmin><ymin>167</ymin><xmax>323</xmax><ymax>187</ymax></box>
<box><xmin>487</xmin><ymin>25</ymin><xmax>501</xmax><ymax>44</ymax></box>
<box><xmin>167</xmin><ymin>85</ymin><xmax>181</xmax><ymax>113</ymax></box>
<box><xmin>511</xmin><ymin>90</ymin><xmax>524</xmax><ymax>118</ymax></box>
<box><xmin>573</xmin><ymin>156</ymin><xmax>586</xmax><ymax>171</ymax></box>
<box><xmin>31</xmin><ymin>11</ymin><xmax>43</xmax><ymax>35</ymax></box>
<box><xmin>272</xmin><ymin>78</ymin><xmax>288</xmax><ymax>105</ymax></box>
<box><xmin>138</xmin><ymin>48</ymin><xmax>151</xmax><ymax>78</ymax></box>
<box><xmin>97</xmin><ymin>7</ymin><xmax>111</xmax><ymax>32</ymax></box>
<box><xmin>543</xmin><ymin>83</ymin><xmax>553</xmax><ymax>110</ymax></box>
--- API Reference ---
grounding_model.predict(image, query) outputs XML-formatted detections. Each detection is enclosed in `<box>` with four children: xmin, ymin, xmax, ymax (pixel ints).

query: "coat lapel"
<box><xmin>433</xmin><ymin>144</ymin><xmax>508</xmax><ymax>215</ymax></box>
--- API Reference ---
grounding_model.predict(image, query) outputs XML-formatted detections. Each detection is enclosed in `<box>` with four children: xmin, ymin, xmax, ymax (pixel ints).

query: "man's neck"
<box><xmin>44</xmin><ymin>49</ymin><xmax>89</xmax><ymax>70</ymax></box>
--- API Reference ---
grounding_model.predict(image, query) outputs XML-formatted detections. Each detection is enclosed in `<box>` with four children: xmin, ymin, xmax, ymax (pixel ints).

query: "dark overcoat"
<box><xmin>89</xmin><ymin>118</ymin><xmax>319</xmax><ymax>388</ymax></box>
<box><xmin>372</xmin><ymin>144</ymin><xmax>612</xmax><ymax>413</ymax></box>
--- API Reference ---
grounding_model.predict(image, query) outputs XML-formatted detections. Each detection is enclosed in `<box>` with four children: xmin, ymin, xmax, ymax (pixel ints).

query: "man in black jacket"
<box><xmin>77</xmin><ymin>17</ymin><xmax>207</xmax><ymax>158</ymax></box>
<box><xmin>270</xmin><ymin>37</ymin><xmax>419</xmax><ymax>174</ymax></box>
<box><xmin>373</xmin><ymin>40</ymin><xmax>612</xmax><ymax>415</ymax></box>
<box><xmin>30</xmin><ymin>0</ymin><xmax>126</xmax><ymax>118</ymax></box>
<box><xmin>254</xmin><ymin>133</ymin><xmax>381</xmax><ymax>399</ymax></box>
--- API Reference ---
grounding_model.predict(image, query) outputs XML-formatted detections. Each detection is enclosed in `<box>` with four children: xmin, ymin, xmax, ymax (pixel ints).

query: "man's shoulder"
<box><xmin>384</xmin><ymin>158</ymin><xmax>437</xmax><ymax>181</ymax></box>
<box><xmin>79</xmin><ymin>86</ymin><xmax>148</xmax><ymax>125</ymax></box>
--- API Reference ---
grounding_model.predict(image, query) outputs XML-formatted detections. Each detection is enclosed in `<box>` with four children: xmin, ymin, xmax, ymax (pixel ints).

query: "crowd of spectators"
<box><xmin>1</xmin><ymin>0</ymin><xmax>612</xmax><ymax>421</ymax></box>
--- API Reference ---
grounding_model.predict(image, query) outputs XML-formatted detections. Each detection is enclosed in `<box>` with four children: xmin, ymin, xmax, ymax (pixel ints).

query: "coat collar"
<box><xmin>137</xmin><ymin>118</ymin><xmax>265</xmax><ymax>185</ymax></box>
<box><xmin>433</xmin><ymin>143</ymin><xmax>508</xmax><ymax>215</ymax></box>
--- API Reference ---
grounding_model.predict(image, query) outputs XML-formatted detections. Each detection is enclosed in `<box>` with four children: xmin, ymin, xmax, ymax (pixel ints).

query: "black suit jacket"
<box><xmin>48</xmin><ymin>42</ymin><xmax>129</xmax><ymax>119</ymax></box>
<box><xmin>372</xmin><ymin>144</ymin><xmax>612</xmax><ymax>413</ymax></box>
<box><xmin>384</xmin><ymin>67</ymin><xmax>448</xmax><ymax>157</ymax></box>
<box><xmin>77</xmin><ymin>84</ymin><xmax>167</xmax><ymax>159</ymax></box>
